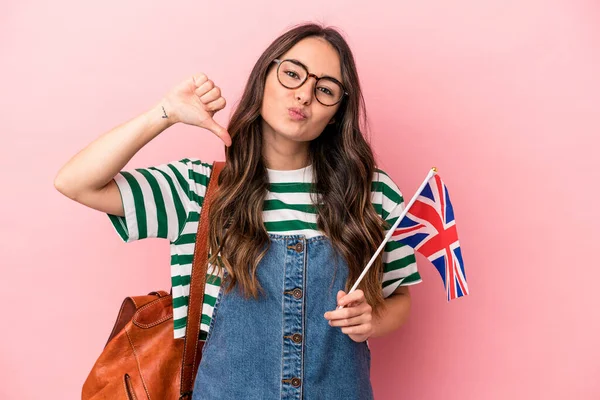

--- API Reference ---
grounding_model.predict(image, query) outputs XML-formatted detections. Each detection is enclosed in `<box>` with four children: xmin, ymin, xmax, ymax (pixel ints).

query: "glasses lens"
<box><xmin>277</xmin><ymin>60</ymin><xmax>307</xmax><ymax>89</ymax></box>
<box><xmin>276</xmin><ymin>60</ymin><xmax>345</xmax><ymax>106</ymax></box>
<box><xmin>315</xmin><ymin>78</ymin><xmax>344</xmax><ymax>106</ymax></box>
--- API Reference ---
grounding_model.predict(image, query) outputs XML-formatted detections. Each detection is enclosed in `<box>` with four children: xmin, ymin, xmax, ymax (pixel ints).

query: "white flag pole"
<box><xmin>336</xmin><ymin>167</ymin><xmax>438</xmax><ymax>310</ymax></box>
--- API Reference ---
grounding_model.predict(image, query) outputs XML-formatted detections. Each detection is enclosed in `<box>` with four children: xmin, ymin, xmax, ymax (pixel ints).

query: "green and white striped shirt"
<box><xmin>107</xmin><ymin>158</ymin><xmax>421</xmax><ymax>339</ymax></box>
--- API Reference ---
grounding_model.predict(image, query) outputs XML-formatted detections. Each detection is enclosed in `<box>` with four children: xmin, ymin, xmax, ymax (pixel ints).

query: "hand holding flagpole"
<box><xmin>336</xmin><ymin>167</ymin><xmax>438</xmax><ymax>310</ymax></box>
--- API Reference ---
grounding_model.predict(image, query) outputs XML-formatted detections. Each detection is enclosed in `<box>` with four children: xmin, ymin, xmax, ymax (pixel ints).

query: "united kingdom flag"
<box><xmin>391</xmin><ymin>173</ymin><xmax>469</xmax><ymax>301</ymax></box>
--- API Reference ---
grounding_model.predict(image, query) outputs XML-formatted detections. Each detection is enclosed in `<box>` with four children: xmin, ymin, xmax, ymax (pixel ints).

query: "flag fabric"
<box><xmin>390</xmin><ymin>173</ymin><xmax>469</xmax><ymax>301</ymax></box>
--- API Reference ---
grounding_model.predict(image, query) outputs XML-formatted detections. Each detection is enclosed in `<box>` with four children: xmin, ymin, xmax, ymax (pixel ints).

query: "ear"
<box><xmin>328</xmin><ymin>118</ymin><xmax>336</xmax><ymax>125</ymax></box>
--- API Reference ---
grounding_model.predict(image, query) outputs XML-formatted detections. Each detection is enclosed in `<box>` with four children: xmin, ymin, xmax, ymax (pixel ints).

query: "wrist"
<box><xmin>150</xmin><ymin>100</ymin><xmax>178</xmax><ymax>128</ymax></box>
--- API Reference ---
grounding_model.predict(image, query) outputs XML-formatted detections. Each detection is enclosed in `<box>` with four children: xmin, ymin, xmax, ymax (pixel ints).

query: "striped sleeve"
<box><xmin>375</xmin><ymin>169</ymin><xmax>423</xmax><ymax>298</ymax></box>
<box><xmin>107</xmin><ymin>158</ymin><xmax>213</xmax><ymax>243</ymax></box>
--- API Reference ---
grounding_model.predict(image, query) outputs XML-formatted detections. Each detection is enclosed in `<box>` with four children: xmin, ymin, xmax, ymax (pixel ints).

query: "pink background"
<box><xmin>2</xmin><ymin>1</ymin><xmax>599</xmax><ymax>399</ymax></box>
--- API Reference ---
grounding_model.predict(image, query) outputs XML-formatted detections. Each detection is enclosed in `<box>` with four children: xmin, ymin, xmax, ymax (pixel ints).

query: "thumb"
<box><xmin>202</xmin><ymin>117</ymin><xmax>232</xmax><ymax>147</ymax></box>
<box><xmin>336</xmin><ymin>290</ymin><xmax>346</xmax><ymax>305</ymax></box>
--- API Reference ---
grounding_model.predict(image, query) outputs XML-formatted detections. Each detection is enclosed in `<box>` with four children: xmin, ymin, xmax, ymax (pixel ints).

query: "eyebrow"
<box><xmin>289</xmin><ymin>58</ymin><xmax>342</xmax><ymax>82</ymax></box>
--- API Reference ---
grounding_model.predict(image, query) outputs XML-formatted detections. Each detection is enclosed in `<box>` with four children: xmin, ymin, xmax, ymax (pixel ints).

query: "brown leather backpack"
<box><xmin>82</xmin><ymin>160</ymin><xmax>225</xmax><ymax>399</ymax></box>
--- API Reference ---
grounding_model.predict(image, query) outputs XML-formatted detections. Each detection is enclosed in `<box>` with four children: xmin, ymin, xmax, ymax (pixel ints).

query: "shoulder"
<box><xmin>148</xmin><ymin>158</ymin><xmax>216</xmax><ymax>204</ymax></box>
<box><xmin>170</xmin><ymin>158</ymin><xmax>215</xmax><ymax>183</ymax></box>
<box><xmin>371</xmin><ymin>168</ymin><xmax>403</xmax><ymax>205</ymax></box>
<box><xmin>372</xmin><ymin>167</ymin><xmax>399</xmax><ymax>191</ymax></box>
<box><xmin>175</xmin><ymin>157</ymin><xmax>214</xmax><ymax>173</ymax></box>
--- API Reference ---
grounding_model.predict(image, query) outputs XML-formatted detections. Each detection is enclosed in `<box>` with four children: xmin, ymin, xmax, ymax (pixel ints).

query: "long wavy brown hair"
<box><xmin>207</xmin><ymin>22</ymin><xmax>391</xmax><ymax>318</ymax></box>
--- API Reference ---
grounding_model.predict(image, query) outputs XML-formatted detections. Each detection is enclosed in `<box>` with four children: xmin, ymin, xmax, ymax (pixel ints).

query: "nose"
<box><xmin>294</xmin><ymin>75</ymin><xmax>317</xmax><ymax>105</ymax></box>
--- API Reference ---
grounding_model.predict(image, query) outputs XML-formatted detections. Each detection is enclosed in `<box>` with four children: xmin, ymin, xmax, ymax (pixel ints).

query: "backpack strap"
<box><xmin>180</xmin><ymin>160</ymin><xmax>226</xmax><ymax>397</ymax></box>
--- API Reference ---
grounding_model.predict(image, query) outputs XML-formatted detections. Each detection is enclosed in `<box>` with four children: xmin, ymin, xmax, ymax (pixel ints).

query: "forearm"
<box><xmin>54</xmin><ymin>102</ymin><xmax>174</xmax><ymax>197</ymax></box>
<box><xmin>369</xmin><ymin>291</ymin><xmax>412</xmax><ymax>338</ymax></box>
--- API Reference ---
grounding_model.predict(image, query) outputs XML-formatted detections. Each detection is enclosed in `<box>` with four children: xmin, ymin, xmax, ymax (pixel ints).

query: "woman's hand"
<box><xmin>324</xmin><ymin>289</ymin><xmax>373</xmax><ymax>343</ymax></box>
<box><xmin>161</xmin><ymin>73</ymin><xmax>232</xmax><ymax>147</ymax></box>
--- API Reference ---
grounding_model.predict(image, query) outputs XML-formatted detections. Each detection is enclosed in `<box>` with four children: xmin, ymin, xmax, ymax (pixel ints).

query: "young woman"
<box><xmin>55</xmin><ymin>22</ymin><xmax>422</xmax><ymax>400</ymax></box>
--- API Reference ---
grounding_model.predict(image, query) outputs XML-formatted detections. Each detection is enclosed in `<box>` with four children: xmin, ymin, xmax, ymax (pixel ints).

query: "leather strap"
<box><xmin>180</xmin><ymin>160</ymin><xmax>226</xmax><ymax>397</ymax></box>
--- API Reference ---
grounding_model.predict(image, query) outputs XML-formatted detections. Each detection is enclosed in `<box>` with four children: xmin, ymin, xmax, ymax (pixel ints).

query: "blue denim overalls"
<box><xmin>192</xmin><ymin>233</ymin><xmax>374</xmax><ymax>400</ymax></box>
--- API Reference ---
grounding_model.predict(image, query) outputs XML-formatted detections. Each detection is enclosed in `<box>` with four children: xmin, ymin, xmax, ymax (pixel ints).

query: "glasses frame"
<box><xmin>272</xmin><ymin>58</ymin><xmax>348</xmax><ymax>107</ymax></box>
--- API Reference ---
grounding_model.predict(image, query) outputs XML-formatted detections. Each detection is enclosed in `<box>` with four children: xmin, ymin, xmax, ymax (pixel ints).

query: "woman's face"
<box><xmin>260</xmin><ymin>37</ymin><xmax>343</xmax><ymax>145</ymax></box>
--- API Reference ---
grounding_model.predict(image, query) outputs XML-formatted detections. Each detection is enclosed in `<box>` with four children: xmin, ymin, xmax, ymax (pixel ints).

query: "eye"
<box><xmin>318</xmin><ymin>86</ymin><xmax>334</xmax><ymax>96</ymax></box>
<box><xmin>284</xmin><ymin>70</ymin><xmax>301</xmax><ymax>79</ymax></box>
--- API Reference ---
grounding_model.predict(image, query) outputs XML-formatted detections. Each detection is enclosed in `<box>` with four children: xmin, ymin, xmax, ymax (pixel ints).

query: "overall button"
<box><xmin>292</xmin><ymin>288</ymin><xmax>303</xmax><ymax>299</ymax></box>
<box><xmin>295</xmin><ymin>243</ymin><xmax>303</xmax><ymax>252</ymax></box>
<box><xmin>291</xmin><ymin>377</ymin><xmax>301</xmax><ymax>387</ymax></box>
<box><xmin>292</xmin><ymin>333</ymin><xmax>303</xmax><ymax>343</ymax></box>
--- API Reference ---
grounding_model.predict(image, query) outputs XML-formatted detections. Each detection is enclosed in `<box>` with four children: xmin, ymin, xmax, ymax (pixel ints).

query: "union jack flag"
<box><xmin>391</xmin><ymin>173</ymin><xmax>469</xmax><ymax>301</ymax></box>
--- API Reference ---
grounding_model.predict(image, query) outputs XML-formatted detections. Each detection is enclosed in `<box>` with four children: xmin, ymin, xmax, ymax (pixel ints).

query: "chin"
<box><xmin>263</xmin><ymin>118</ymin><xmax>305</xmax><ymax>140</ymax></box>
<box><xmin>284</xmin><ymin>125</ymin><xmax>318</xmax><ymax>141</ymax></box>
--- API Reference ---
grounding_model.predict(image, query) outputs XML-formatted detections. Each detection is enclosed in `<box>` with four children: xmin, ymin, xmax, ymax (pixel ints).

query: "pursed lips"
<box><xmin>288</xmin><ymin>107</ymin><xmax>308</xmax><ymax>119</ymax></box>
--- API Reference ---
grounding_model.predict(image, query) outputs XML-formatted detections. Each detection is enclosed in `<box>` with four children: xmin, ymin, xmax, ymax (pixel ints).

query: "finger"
<box><xmin>335</xmin><ymin>290</ymin><xmax>347</xmax><ymax>310</ymax></box>
<box><xmin>202</xmin><ymin>117</ymin><xmax>232</xmax><ymax>147</ymax></box>
<box><xmin>338</xmin><ymin>289</ymin><xmax>365</xmax><ymax>308</ymax></box>
<box><xmin>341</xmin><ymin>324</ymin><xmax>371</xmax><ymax>335</ymax></box>
<box><xmin>192</xmin><ymin>73</ymin><xmax>208</xmax><ymax>87</ymax></box>
<box><xmin>324</xmin><ymin>306</ymin><xmax>362</xmax><ymax>321</ymax></box>
<box><xmin>329</xmin><ymin>313</ymin><xmax>370</xmax><ymax>327</ymax></box>
<box><xmin>326</xmin><ymin>300</ymin><xmax>371</xmax><ymax>320</ymax></box>
<box><xmin>205</xmin><ymin>97</ymin><xmax>226</xmax><ymax>112</ymax></box>
<box><xmin>199</xmin><ymin>86</ymin><xmax>222</xmax><ymax>104</ymax></box>
<box><xmin>195</xmin><ymin>80</ymin><xmax>215</xmax><ymax>98</ymax></box>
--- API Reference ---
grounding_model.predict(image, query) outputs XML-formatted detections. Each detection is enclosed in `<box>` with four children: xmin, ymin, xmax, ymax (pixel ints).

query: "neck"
<box><xmin>261</xmin><ymin>123</ymin><xmax>311</xmax><ymax>171</ymax></box>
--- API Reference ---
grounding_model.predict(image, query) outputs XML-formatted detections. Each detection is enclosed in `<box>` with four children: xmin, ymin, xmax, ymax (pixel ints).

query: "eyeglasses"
<box><xmin>272</xmin><ymin>58</ymin><xmax>348</xmax><ymax>106</ymax></box>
